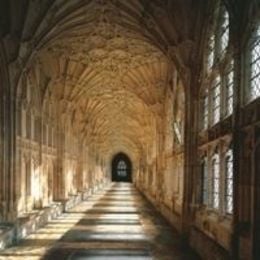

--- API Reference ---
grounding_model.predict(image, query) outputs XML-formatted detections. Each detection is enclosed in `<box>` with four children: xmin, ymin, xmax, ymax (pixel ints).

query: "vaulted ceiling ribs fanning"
<box><xmin>24</xmin><ymin>0</ymin><xmax>172</xmax><ymax>160</ymax></box>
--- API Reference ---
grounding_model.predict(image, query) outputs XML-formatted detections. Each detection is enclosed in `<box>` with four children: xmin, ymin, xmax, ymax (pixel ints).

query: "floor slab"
<box><xmin>0</xmin><ymin>183</ymin><xmax>199</xmax><ymax>260</ymax></box>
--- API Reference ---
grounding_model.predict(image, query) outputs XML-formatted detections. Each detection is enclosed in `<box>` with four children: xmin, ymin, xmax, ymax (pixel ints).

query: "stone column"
<box><xmin>7</xmin><ymin>94</ymin><xmax>17</xmax><ymax>221</ymax></box>
<box><xmin>53</xmin><ymin>131</ymin><xmax>66</xmax><ymax>201</ymax></box>
<box><xmin>182</xmin><ymin>72</ymin><xmax>199</xmax><ymax>236</ymax></box>
<box><xmin>252</xmin><ymin>127</ymin><xmax>260</xmax><ymax>259</ymax></box>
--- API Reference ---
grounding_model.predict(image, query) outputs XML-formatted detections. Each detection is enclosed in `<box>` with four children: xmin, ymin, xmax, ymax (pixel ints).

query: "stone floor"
<box><xmin>0</xmin><ymin>183</ymin><xmax>199</xmax><ymax>260</ymax></box>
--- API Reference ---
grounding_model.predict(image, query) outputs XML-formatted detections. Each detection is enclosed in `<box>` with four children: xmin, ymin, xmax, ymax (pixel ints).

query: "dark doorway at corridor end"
<box><xmin>112</xmin><ymin>153</ymin><xmax>132</xmax><ymax>182</ymax></box>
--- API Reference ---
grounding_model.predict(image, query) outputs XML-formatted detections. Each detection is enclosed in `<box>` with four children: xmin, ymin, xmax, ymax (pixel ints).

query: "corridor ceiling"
<box><xmin>1</xmin><ymin>0</ymin><xmax>204</xmax><ymax>160</ymax></box>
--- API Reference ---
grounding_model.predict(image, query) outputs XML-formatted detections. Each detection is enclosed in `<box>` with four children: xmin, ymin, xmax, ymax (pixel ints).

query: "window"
<box><xmin>200</xmin><ymin>148</ymin><xmax>234</xmax><ymax>215</ymax></box>
<box><xmin>117</xmin><ymin>160</ymin><xmax>127</xmax><ymax>177</ymax></box>
<box><xmin>173</xmin><ymin>121</ymin><xmax>183</xmax><ymax>144</ymax></box>
<box><xmin>225</xmin><ymin>60</ymin><xmax>234</xmax><ymax>116</ymax></box>
<box><xmin>202</xmin><ymin>90</ymin><xmax>209</xmax><ymax>130</ymax></box>
<box><xmin>212</xmin><ymin>154</ymin><xmax>220</xmax><ymax>209</ymax></box>
<box><xmin>201</xmin><ymin>4</ymin><xmax>233</xmax><ymax>130</ymax></box>
<box><xmin>249</xmin><ymin>26</ymin><xmax>260</xmax><ymax>101</ymax></box>
<box><xmin>225</xmin><ymin>149</ymin><xmax>233</xmax><ymax>214</ymax></box>
<box><xmin>201</xmin><ymin>158</ymin><xmax>208</xmax><ymax>205</ymax></box>
<box><xmin>211</xmin><ymin>76</ymin><xmax>221</xmax><ymax>125</ymax></box>
<box><xmin>220</xmin><ymin>10</ymin><xmax>229</xmax><ymax>53</ymax></box>
<box><xmin>208</xmin><ymin>35</ymin><xmax>215</xmax><ymax>70</ymax></box>
<box><xmin>207</xmin><ymin>6</ymin><xmax>229</xmax><ymax>70</ymax></box>
<box><xmin>172</xmin><ymin>82</ymin><xmax>185</xmax><ymax>145</ymax></box>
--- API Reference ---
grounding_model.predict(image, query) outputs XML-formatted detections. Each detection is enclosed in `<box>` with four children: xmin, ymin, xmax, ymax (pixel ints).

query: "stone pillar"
<box><xmin>253</xmin><ymin>127</ymin><xmax>260</xmax><ymax>259</ymax></box>
<box><xmin>7</xmin><ymin>94</ymin><xmax>17</xmax><ymax>221</ymax></box>
<box><xmin>0</xmin><ymin>93</ymin><xmax>7</xmax><ymax>221</ymax></box>
<box><xmin>53</xmin><ymin>131</ymin><xmax>66</xmax><ymax>201</ymax></box>
<box><xmin>182</xmin><ymin>73</ymin><xmax>199</xmax><ymax>236</ymax></box>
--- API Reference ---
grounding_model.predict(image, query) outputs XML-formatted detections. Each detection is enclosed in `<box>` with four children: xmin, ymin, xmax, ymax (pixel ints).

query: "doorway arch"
<box><xmin>112</xmin><ymin>153</ymin><xmax>132</xmax><ymax>182</ymax></box>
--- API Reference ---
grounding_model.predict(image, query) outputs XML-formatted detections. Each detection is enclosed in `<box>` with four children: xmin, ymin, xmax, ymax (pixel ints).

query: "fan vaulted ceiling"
<box><xmin>35</xmin><ymin>0</ymin><xmax>170</xmax><ymax>159</ymax></box>
<box><xmin>2</xmin><ymin>0</ymin><xmax>203</xmax><ymax>160</ymax></box>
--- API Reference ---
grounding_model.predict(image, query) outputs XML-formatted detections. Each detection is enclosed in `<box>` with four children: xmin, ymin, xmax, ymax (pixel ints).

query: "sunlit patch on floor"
<box><xmin>68</xmin><ymin>249</ymin><xmax>152</xmax><ymax>260</ymax></box>
<box><xmin>0</xmin><ymin>183</ymin><xmax>199</xmax><ymax>260</ymax></box>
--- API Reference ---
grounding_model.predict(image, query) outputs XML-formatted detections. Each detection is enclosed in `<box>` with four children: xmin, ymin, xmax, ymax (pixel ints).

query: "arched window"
<box><xmin>117</xmin><ymin>160</ymin><xmax>127</xmax><ymax>177</ymax></box>
<box><xmin>201</xmin><ymin>158</ymin><xmax>208</xmax><ymax>205</ymax></box>
<box><xmin>200</xmin><ymin>148</ymin><xmax>234</xmax><ymax>214</ymax></box>
<box><xmin>207</xmin><ymin>5</ymin><xmax>229</xmax><ymax>71</ymax></box>
<box><xmin>248</xmin><ymin>25</ymin><xmax>260</xmax><ymax>101</ymax></box>
<box><xmin>225</xmin><ymin>60</ymin><xmax>234</xmax><ymax>116</ymax></box>
<box><xmin>211</xmin><ymin>76</ymin><xmax>221</xmax><ymax>125</ymax></box>
<box><xmin>219</xmin><ymin>9</ymin><xmax>229</xmax><ymax>54</ymax></box>
<box><xmin>201</xmin><ymin>89</ymin><xmax>209</xmax><ymax>130</ymax></box>
<box><xmin>225</xmin><ymin>149</ymin><xmax>233</xmax><ymax>214</ymax></box>
<box><xmin>201</xmin><ymin>4</ymin><xmax>232</xmax><ymax>130</ymax></box>
<box><xmin>172</xmin><ymin>79</ymin><xmax>185</xmax><ymax>145</ymax></box>
<box><xmin>112</xmin><ymin>153</ymin><xmax>132</xmax><ymax>182</ymax></box>
<box><xmin>212</xmin><ymin>154</ymin><xmax>220</xmax><ymax>209</ymax></box>
<box><xmin>207</xmin><ymin>35</ymin><xmax>215</xmax><ymax>70</ymax></box>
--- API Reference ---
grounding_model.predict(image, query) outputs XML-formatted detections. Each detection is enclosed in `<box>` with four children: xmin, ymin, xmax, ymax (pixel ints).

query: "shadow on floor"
<box><xmin>0</xmin><ymin>183</ymin><xmax>200</xmax><ymax>260</ymax></box>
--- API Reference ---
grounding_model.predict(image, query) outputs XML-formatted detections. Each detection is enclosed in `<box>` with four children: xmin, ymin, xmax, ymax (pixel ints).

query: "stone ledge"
<box><xmin>54</xmin><ymin>188</ymin><xmax>93</xmax><ymax>212</ymax></box>
<box><xmin>0</xmin><ymin>223</ymin><xmax>15</xmax><ymax>250</ymax></box>
<box><xmin>139</xmin><ymin>188</ymin><xmax>182</xmax><ymax>233</ymax></box>
<box><xmin>0</xmin><ymin>184</ymin><xmax>108</xmax><ymax>251</ymax></box>
<box><xmin>0</xmin><ymin>191</ymin><xmax>92</xmax><ymax>251</ymax></box>
<box><xmin>16</xmin><ymin>202</ymin><xmax>63</xmax><ymax>242</ymax></box>
<box><xmin>190</xmin><ymin>226</ymin><xmax>231</xmax><ymax>260</ymax></box>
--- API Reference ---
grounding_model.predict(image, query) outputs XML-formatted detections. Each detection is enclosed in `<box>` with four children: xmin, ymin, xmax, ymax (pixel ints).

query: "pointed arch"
<box><xmin>111</xmin><ymin>153</ymin><xmax>132</xmax><ymax>182</ymax></box>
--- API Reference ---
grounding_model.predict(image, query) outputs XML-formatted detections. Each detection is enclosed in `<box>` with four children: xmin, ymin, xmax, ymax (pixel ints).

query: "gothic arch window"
<box><xmin>206</xmin><ymin>4</ymin><xmax>230</xmax><ymax>71</ymax></box>
<box><xmin>247</xmin><ymin>25</ymin><xmax>260</xmax><ymax>101</ymax></box>
<box><xmin>201</xmin><ymin>4</ymin><xmax>233</xmax><ymax>130</ymax></box>
<box><xmin>112</xmin><ymin>153</ymin><xmax>132</xmax><ymax>182</ymax></box>
<box><xmin>225</xmin><ymin>149</ymin><xmax>233</xmax><ymax>214</ymax></box>
<box><xmin>207</xmin><ymin>34</ymin><xmax>215</xmax><ymax>70</ymax></box>
<box><xmin>219</xmin><ymin>8</ymin><xmax>229</xmax><ymax>54</ymax></box>
<box><xmin>201</xmin><ymin>157</ymin><xmax>208</xmax><ymax>205</ymax></box>
<box><xmin>212</xmin><ymin>153</ymin><xmax>220</xmax><ymax>209</ymax></box>
<box><xmin>200</xmin><ymin>88</ymin><xmax>209</xmax><ymax>130</ymax></box>
<box><xmin>172</xmin><ymin>78</ymin><xmax>185</xmax><ymax>145</ymax></box>
<box><xmin>117</xmin><ymin>160</ymin><xmax>127</xmax><ymax>177</ymax></box>
<box><xmin>211</xmin><ymin>75</ymin><xmax>221</xmax><ymax>126</ymax></box>
<box><xmin>200</xmin><ymin>146</ymin><xmax>234</xmax><ymax>215</ymax></box>
<box><xmin>225</xmin><ymin>60</ymin><xmax>234</xmax><ymax>116</ymax></box>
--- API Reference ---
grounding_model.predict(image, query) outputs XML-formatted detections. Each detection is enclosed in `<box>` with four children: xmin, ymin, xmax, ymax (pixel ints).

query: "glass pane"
<box><xmin>226</xmin><ymin>62</ymin><xmax>234</xmax><ymax>115</ymax></box>
<box><xmin>208</xmin><ymin>35</ymin><xmax>215</xmax><ymax>69</ymax></box>
<box><xmin>212</xmin><ymin>156</ymin><xmax>220</xmax><ymax>210</ymax></box>
<box><xmin>212</xmin><ymin>77</ymin><xmax>221</xmax><ymax>125</ymax></box>
<box><xmin>250</xmin><ymin>27</ymin><xmax>260</xmax><ymax>100</ymax></box>
<box><xmin>202</xmin><ymin>160</ymin><xmax>208</xmax><ymax>204</ymax></box>
<box><xmin>225</xmin><ymin>151</ymin><xmax>233</xmax><ymax>214</ymax></box>
<box><xmin>220</xmin><ymin>11</ymin><xmax>229</xmax><ymax>52</ymax></box>
<box><xmin>117</xmin><ymin>160</ymin><xmax>127</xmax><ymax>177</ymax></box>
<box><xmin>203</xmin><ymin>95</ymin><xmax>209</xmax><ymax>129</ymax></box>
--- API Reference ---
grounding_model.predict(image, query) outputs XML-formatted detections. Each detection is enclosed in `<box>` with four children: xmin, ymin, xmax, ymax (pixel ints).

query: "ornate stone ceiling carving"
<box><xmin>29</xmin><ymin>0</ymin><xmax>171</xmax><ymax>159</ymax></box>
<box><xmin>2</xmin><ymin>0</ymin><xmax>205</xmax><ymax>160</ymax></box>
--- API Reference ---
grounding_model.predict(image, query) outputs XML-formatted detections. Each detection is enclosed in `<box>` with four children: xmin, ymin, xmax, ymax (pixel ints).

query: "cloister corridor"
<box><xmin>0</xmin><ymin>183</ymin><xmax>198</xmax><ymax>260</ymax></box>
<box><xmin>1</xmin><ymin>0</ymin><xmax>260</xmax><ymax>259</ymax></box>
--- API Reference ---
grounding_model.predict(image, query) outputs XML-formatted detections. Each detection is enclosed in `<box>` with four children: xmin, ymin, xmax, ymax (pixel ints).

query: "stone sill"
<box><xmin>196</xmin><ymin>207</ymin><xmax>233</xmax><ymax>227</ymax></box>
<box><xmin>190</xmin><ymin>226</ymin><xmax>231</xmax><ymax>260</ymax></box>
<box><xmin>138</xmin><ymin>187</ymin><xmax>182</xmax><ymax>233</ymax></box>
<box><xmin>0</xmin><ymin>224</ymin><xmax>14</xmax><ymax>250</ymax></box>
<box><xmin>0</xmin><ymin>187</ymin><xmax>97</xmax><ymax>251</ymax></box>
<box><xmin>194</xmin><ymin>210</ymin><xmax>233</xmax><ymax>251</ymax></box>
<box><xmin>16</xmin><ymin>203</ymin><xmax>63</xmax><ymax>241</ymax></box>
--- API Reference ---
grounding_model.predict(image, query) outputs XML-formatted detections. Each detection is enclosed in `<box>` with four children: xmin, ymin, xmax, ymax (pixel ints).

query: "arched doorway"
<box><xmin>112</xmin><ymin>153</ymin><xmax>132</xmax><ymax>182</ymax></box>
